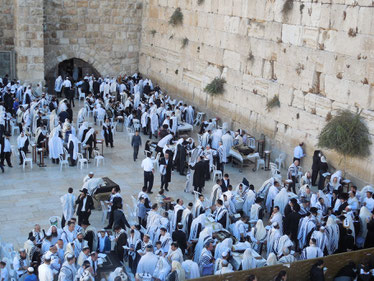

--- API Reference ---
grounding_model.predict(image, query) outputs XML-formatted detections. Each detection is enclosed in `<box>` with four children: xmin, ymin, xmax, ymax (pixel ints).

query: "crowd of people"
<box><xmin>1</xmin><ymin>72</ymin><xmax>374</xmax><ymax>281</ymax></box>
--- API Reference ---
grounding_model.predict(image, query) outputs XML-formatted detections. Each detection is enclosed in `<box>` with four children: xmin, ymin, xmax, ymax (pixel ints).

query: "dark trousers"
<box><xmin>144</xmin><ymin>171</ymin><xmax>154</xmax><ymax>192</ymax></box>
<box><xmin>311</xmin><ymin>169</ymin><xmax>318</xmax><ymax>186</ymax></box>
<box><xmin>4</xmin><ymin>152</ymin><xmax>11</xmax><ymax>166</ymax></box>
<box><xmin>138</xmin><ymin>217</ymin><xmax>146</xmax><ymax>228</ymax></box>
<box><xmin>160</xmin><ymin>175</ymin><xmax>169</xmax><ymax>190</ymax></box>
<box><xmin>217</xmin><ymin>161</ymin><xmax>224</xmax><ymax>173</ymax></box>
<box><xmin>291</xmin><ymin>176</ymin><xmax>297</xmax><ymax>193</ymax></box>
<box><xmin>18</xmin><ymin>148</ymin><xmax>27</xmax><ymax>164</ymax></box>
<box><xmin>133</xmin><ymin>145</ymin><xmax>139</xmax><ymax>161</ymax></box>
<box><xmin>194</xmin><ymin>185</ymin><xmax>203</xmax><ymax>193</ymax></box>
<box><xmin>61</xmin><ymin>214</ymin><xmax>66</xmax><ymax>228</ymax></box>
<box><xmin>78</xmin><ymin>211</ymin><xmax>90</xmax><ymax>225</ymax></box>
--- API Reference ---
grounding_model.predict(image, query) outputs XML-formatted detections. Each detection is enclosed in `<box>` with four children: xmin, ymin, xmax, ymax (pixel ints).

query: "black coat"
<box><xmin>75</xmin><ymin>195</ymin><xmax>94</xmax><ymax>215</ymax></box>
<box><xmin>172</xmin><ymin>230</ymin><xmax>187</xmax><ymax>254</ymax></box>
<box><xmin>113</xmin><ymin>209</ymin><xmax>130</xmax><ymax>230</ymax></box>
<box><xmin>159</xmin><ymin>157</ymin><xmax>173</xmax><ymax>182</ymax></box>
<box><xmin>93</xmin><ymin>81</ymin><xmax>100</xmax><ymax>94</ymax></box>
<box><xmin>310</xmin><ymin>265</ymin><xmax>325</xmax><ymax>281</ymax></box>
<box><xmin>312</xmin><ymin>150</ymin><xmax>321</xmax><ymax>171</ymax></box>
<box><xmin>191</xmin><ymin>161</ymin><xmax>206</xmax><ymax>188</ymax></box>
<box><xmin>221</xmin><ymin>179</ymin><xmax>230</xmax><ymax>193</ymax></box>
<box><xmin>285</xmin><ymin>211</ymin><xmax>302</xmax><ymax>241</ymax></box>
<box><xmin>365</xmin><ymin>219</ymin><xmax>374</xmax><ymax>248</ymax></box>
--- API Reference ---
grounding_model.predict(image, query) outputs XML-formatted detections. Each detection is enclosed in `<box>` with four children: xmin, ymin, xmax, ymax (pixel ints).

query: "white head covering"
<box><xmin>242</xmin><ymin>248</ymin><xmax>256</xmax><ymax>270</ymax></box>
<box><xmin>172</xmin><ymin>261</ymin><xmax>185</xmax><ymax>281</ymax></box>
<box><xmin>254</xmin><ymin>220</ymin><xmax>267</xmax><ymax>241</ymax></box>
<box><xmin>266</xmin><ymin>253</ymin><xmax>278</xmax><ymax>266</ymax></box>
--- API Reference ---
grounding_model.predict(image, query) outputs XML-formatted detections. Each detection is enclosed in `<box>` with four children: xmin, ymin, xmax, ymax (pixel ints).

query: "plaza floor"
<box><xmin>0</xmin><ymin>101</ymin><xmax>272</xmax><ymax>250</ymax></box>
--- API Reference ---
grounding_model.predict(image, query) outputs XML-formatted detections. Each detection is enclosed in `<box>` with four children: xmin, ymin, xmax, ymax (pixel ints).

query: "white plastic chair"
<box><xmin>94</xmin><ymin>150</ymin><xmax>105</xmax><ymax>167</ymax></box>
<box><xmin>275</xmin><ymin>152</ymin><xmax>286</xmax><ymax>170</ymax></box>
<box><xmin>78</xmin><ymin>88</ymin><xmax>85</xmax><ymax>103</ymax></box>
<box><xmin>248</xmin><ymin>137</ymin><xmax>256</xmax><ymax>150</ymax></box>
<box><xmin>111</xmin><ymin>122</ymin><xmax>118</xmax><ymax>135</ymax></box>
<box><xmin>11</xmin><ymin>122</ymin><xmax>19</xmax><ymax>136</ymax></box>
<box><xmin>85</xmin><ymin>104</ymin><xmax>93</xmax><ymax>118</ymax></box>
<box><xmin>11</xmin><ymin>145</ymin><xmax>17</xmax><ymax>160</ymax></box>
<box><xmin>59</xmin><ymin>155</ymin><xmax>69</xmax><ymax>170</ymax></box>
<box><xmin>212</xmin><ymin>165</ymin><xmax>222</xmax><ymax>181</ymax></box>
<box><xmin>21</xmin><ymin>150</ymin><xmax>32</xmax><ymax>170</ymax></box>
<box><xmin>256</xmin><ymin>158</ymin><xmax>265</xmax><ymax>171</ymax></box>
<box><xmin>194</xmin><ymin>112</ymin><xmax>205</xmax><ymax>126</ymax></box>
<box><xmin>77</xmin><ymin>153</ymin><xmax>88</xmax><ymax>169</ymax></box>
<box><xmin>100</xmin><ymin>201</ymin><xmax>109</xmax><ymax>223</ymax></box>
<box><xmin>63</xmin><ymin>147</ymin><xmax>70</xmax><ymax>162</ymax></box>
<box><xmin>270</xmin><ymin>162</ymin><xmax>282</xmax><ymax>182</ymax></box>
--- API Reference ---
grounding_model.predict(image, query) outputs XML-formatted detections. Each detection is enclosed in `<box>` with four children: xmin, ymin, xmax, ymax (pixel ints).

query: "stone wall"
<box><xmin>43</xmin><ymin>0</ymin><xmax>143</xmax><ymax>79</ymax></box>
<box><xmin>139</xmin><ymin>0</ymin><xmax>374</xmax><ymax>185</ymax></box>
<box><xmin>14</xmin><ymin>0</ymin><xmax>45</xmax><ymax>82</ymax></box>
<box><xmin>0</xmin><ymin>0</ymin><xmax>14</xmax><ymax>52</ymax></box>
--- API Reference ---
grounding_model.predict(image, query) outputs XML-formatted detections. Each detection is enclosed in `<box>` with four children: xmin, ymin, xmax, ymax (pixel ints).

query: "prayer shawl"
<box><xmin>221</xmin><ymin>133</ymin><xmax>233</xmax><ymax>156</ymax></box>
<box><xmin>211</xmin><ymin>129</ymin><xmax>222</xmax><ymax>150</ymax></box>
<box><xmin>266</xmin><ymin>185</ymin><xmax>279</xmax><ymax>213</ymax></box>
<box><xmin>181</xmin><ymin>208</ymin><xmax>192</xmax><ymax>234</ymax></box>
<box><xmin>189</xmin><ymin>214</ymin><xmax>206</xmax><ymax>242</ymax></box>
<box><xmin>154</xmin><ymin>256</ymin><xmax>171</xmax><ymax>281</ymax></box>
<box><xmin>167</xmin><ymin>248</ymin><xmax>184</xmax><ymax>264</ymax></box>
<box><xmin>17</xmin><ymin>135</ymin><xmax>28</xmax><ymax>149</ymax></box>
<box><xmin>49</xmin><ymin>110</ymin><xmax>57</xmax><ymax>132</ymax></box>
<box><xmin>266</xmin><ymin>227</ymin><xmax>281</xmax><ymax>256</ymax></box>
<box><xmin>270</xmin><ymin>212</ymin><xmax>283</xmax><ymax>233</ymax></box>
<box><xmin>210</xmin><ymin>184</ymin><xmax>222</xmax><ymax>207</ymax></box>
<box><xmin>82</xmin><ymin>128</ymin><xmax>95</xmax><ymax>145</ymax></box>
<box><xmin>192</xmin><ymin>199</ymin><xmax>205</xmax><ymax>218</ymax></box>
<box><xmin>258</xmin><ymin>177</ymin><xmax>275</xmax><ymax>199</ymax></box>
<box><xmin>254</xmin><ymin>220</ymin><xmax>267</xmax><ymax>242</ymax></box>
<box><xmin>77</xmin><ymin>107</ymin><xmax>87</xmax><ymax>124</ymax></box>
<box><xmin>297</xmin><ymin>216</ymin><xmax>317</xmax><ymax>249</ymax></box>
<box><xmin>243</xmin><ymin>190</ymin><xmax>256</xmax><ymax>216</ymax></box>
<box><xmin>273</xmin><ymin>188</ymin><xmax>289</xmax><ymax>215</ymax></box>
<box><xmin>266</xmin><ymin>253</ymin><xmax>278</xmax><ymax>266</ymax></box>
<box><xmin>55</xmin><ymin>76</ymin><xmax>63</xmax><ymax>92</ymax></box>
<box><xmin>173</xmin><ymin>204</ymin><xmax>185</xmax><ymax>231</ymax></box>
<box><xmin>194</xmin><ymin>227</ymin><xmax>212</xmax><ymax>263</ymax></box>
<box><xmin>241</xmin><ymin>248</ymin><xmax>256</xmax><ymax>270</ymax></box>
<box><xmin>60</xmin><ymin>193</ymin><xmax>76</xmax><ymax>222</ymax></box>
<box><xmin>160</xmin><ymin>233</ymin><xmax>172</xmax><ymax>253</ymax></box>
<box><xmin>82</xmin><ymin>178</ymin><xmax>104</xmax><ymax>195</ymax></box>
<box><xmin>311</xmin><ymin>230</ymin><xmax>328</xmax><ymax>252</ymax></box>
<box><xmin>182</xmin><ymin>260</ymin><xmax>200</xmax><ymax>280</ymax></box>
<box><xmin>186</xmin><ymin>106</ymin><xmax>194</xmax><ymax>125</ymax></box>
<box><xmin>49</xmin><ymin>128</ymin><xmax>64</xmax><ymax>159</ymax></box>
<box><xmin>214</xmin><ymin>238</ymin><xmax>233</xmax><ymax>260</ymax></box>
<box><xmin>300</xmin><ymin>245</ymin><xmax>323</xmax><ymax>260</ymax></box>
<box><xmin>68</xmin><ymin>134</ymin><xmax>79</xmax><ymax>160</ymax></box>
<box><xmin>359</xmin><ymin>206</ymin><xmax>372</xmax><ymax>241</ymax></box>
<box><xmin>279</xmin><ymin>254</ymin><xmax>295</xmax><ymax>264</ymax></box>
<box><xmin>250</xmin><ymin>203</ymin><xmax>262</xmax><ymax>223</ymax></box>
<box><xmin>276</xmin><ymin>235</ymin><xmax>293</xmax><ymax>257</ymax></box>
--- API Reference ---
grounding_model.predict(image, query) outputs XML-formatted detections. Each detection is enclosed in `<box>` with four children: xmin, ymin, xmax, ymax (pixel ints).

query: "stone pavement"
<box><xmin>0</xmin><ymin>102</ymin><xmax>273</xmax><ymax>250</ymax></box>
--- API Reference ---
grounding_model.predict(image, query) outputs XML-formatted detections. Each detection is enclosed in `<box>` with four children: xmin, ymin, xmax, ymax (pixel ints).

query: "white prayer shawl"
<box><xmin>297</xmin><ymin>216</ymin><xmax>317</xmax><ymax>249</ymax></box>
<box><xmin>274</xmin><ymin>188</ymin><xmax>289</xmax><ymax>215</ymax></box>
<box><xmin>254</xmin><ymin>220</ymin><xmax>267</xmax><ymax>242</ymax></box>
<box><xmin>170</xmin><ymin>116</ymin><xmax>178</xmax><ymax>134</ymax></box>
<box><xmin>311</xmin><ymin>230</ymin><xmax>328</xmax><ymax>252</ymax></box>
<box><xmin>214</xmin><ymin>258</ymin><xmax>233</xmax><ymax>273</ymax></box>
<box><xmin>241</xmin><ymin>248</ymin><xmax>256</xmax><ymax>270</ymax></box>
<box><xmin>266</xmin><ymin>227</ymin><xmax>281</xmax><ymax>256</ymax></box>
<box><xmin>266</xmin><ymin>185</ymin><xmax>279</xmax><ymax>213</ymax></box>
<box><xmin>77</xmin><ymin>108</ymin><xmax>87</xmax><ymax>124</ymax></box>
<box><xmin>250</xmin><ymin>203</ymin><xmax>262</xmax><ymax>224</ymax></box>
<box><xmin>186</xmin><ymin>106</ymin><xmax>194</xmax><ymax>125</ymax></box>
<box><xmin>214</xmin><ymin>206</ymin><xmax>229</xmax><ymax>228</ymax></box>
<box><xmin>210</xmin><ymin>184</ymin><xmax>222</xmax><ymax>207</ymax></box>
<box><xmin>78</xmin><ymin>123</ymin><xmax>88</xmax><ymax>141</ymax></box>
<box><xmin>201</xmin><ymin>132</ymin><xmax>210</xmax><ymax>148</ymax></box>
<box><xmin>141</xmin><ymin>111</ymin><xmax>148</xmax><ymax>128</ymax></box>
<box><xmin>23</xmin><ymin>89</ymin><xmax>32</xmax><ymax>105</ymax></box>
<box><xmin>189</xmin><ymin>214</ymin><xmax>206</xmax><ymax>242</ymax></box>
<box><xmin>147</xmin><ymin>210</ymin><xmax>162</xmax><ymax>230</ymax></box>
<box><xmin>359</xmin><ymin>206</ymin><xmax>372</xmax><ymax>240</ymax></box>
<box><xmin>276</xmin><ymin>235</ymin><xmax>293</xmax><ymax>257</ymax></box>
<box><xmin>211</xmin><ymin>129</ymin><xmax>222</xmax><ymax>150</ymax></box>
<box><xmin>154</xmin><ymin>256</ymin><xmax>171</xmax><ymax>281</ymax></box>
<box><xmin>48</xmin><ymin>129</ymin><xmax>64</xmax><ymax>159</ymax></box>
<box><xmin>58</xmin><ymin>100</ymin><xmax>68</xmax><ymax>114</ymax></box>
<box><xmin>181</xmin><ymin>208</ymin><xmax>192</xmax><ymax>233</ymax></box>
<box><xmin>221</xmin><ymin>133</ymin><xmax>233</xmax><ymax>156</ymax></box>
<box><xmin>55</xmin><ymin>76</ymin><xmax>63</xmax><ymax>92</ymax></box>
<box><xmin>192</xmin><ymin>199</ymin><xmax>205</xmax><ymax>218</ymax></box>
<box><xmin>270</xmin><ymin>212</ymin><xmax>283</xmax><ymax>234</ymax></box>
<box><xmin>214</xmin><ymin>238</ymin><xmax>233</xmax><ymax>260</ymax></box>
<box><xmin>49</xmin><ymin>110</ymin><xmax>57</xmax><ymax>132</ymax></box>
<box><xmin>182</xmin><ymin>260</ymin><xmax>200</xmax><ymax>280</ymax></box>
<box><xmin>82</xmin><ymin>128</ymin><xmax>95</xmax><ymax>145</ymax></box>
<box><xmin>243</xmin><ymin>190</ymin><xmax>256</xmax><ymax>216</ymax></box>
<box><xmin>214</xmin><ymin>266</ymin><xmax>233</xmax><ymax>275</ymax></box>
<box><xmin>233</xmin><ymin>220</ymin><xmax>247</xmax><ymax>241</ymax></box>
<box><xmin>82</xmin><ymin>178</ymin><xmax>104</xmax><ymax>195</ymax></box>
<box><xmin>60</xmin><ymin>193</ymin><xmax>76</xmax><ymax>222</ymax></box>
<box><xmin>301</xmin><ymin>245</ymin><xmax>323</xmax><ymax>260</ymax></box>
<box><xmin>38</xmin><ymin>263</ymin><xmax>54</xmax><ymax>281</ymax></box>
<box><xmin>150</xmin><ymin>111</ymin><xmax>159</xmax><ymax>134</ymax></box>
<box><xmin>279</xmin><ymin>254</ymin><xmax>295</xmax><ymax>264</ymax></box>
<box><xmin>173</xmin><ymin>204</ymin><xmax>185</xmax><ymax>231</ymax></box>
<box><xmin>167</xmin><ymin>248</ymin><xmax>184</xmax><ymax>264</ymax></box>
<box><xmin>136</xmin><ymin>252</ymin><xmax>159</xmax><ymax>276</ymax></box>
<box><xmin>266</xmin><ymin>253</ymin><xmax>278</xmax><ymax>266</ymax></box>
<box><xmin>68</xmin><ymin>134</ymin><xmax>79</xmax><ymax>160</ymax></box>
<box><xmin>257</xmin><ymin>178</ymin><xmax>275</xmax><ymax>199</ymax></box>
<box><xmin>194</xmin><ymin>227</ymin><xmax>213</xmax><ymax>263</ymax></box>
<box><xmin>325</xmin><ymin>216</ymin><xmax>340</xmax><ymax>255</ymax></box>
<box><xmin>160</xmin><ymin>233</ymin><xmax>172</xmax><ymax>254</ymax></box>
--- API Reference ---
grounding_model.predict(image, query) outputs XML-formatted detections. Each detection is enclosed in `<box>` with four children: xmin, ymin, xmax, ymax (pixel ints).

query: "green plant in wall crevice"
<box><xmin>204</xmin><ymin>77</ymin><xmax>226</xmax><ymax>96</ymax></box>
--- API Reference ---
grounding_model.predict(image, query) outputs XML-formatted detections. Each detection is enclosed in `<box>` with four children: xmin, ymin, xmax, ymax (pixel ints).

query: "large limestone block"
<box><xmin>324</xmin><ymin>74</ymin><xmax>349</xmax><ymax>103</ymax></box>
<box><xmin>291</xmin><ymin>90</ymin><xmax>305</xmax><ymax>110</ymax></box>
<box><xmin>330</xmin><ymin>4</ymin><xmax>359</xmax><ymax>32</ymax></box>
<box><xmin>282</xmin><ymin>24</ymin><xmax>303</xmax><ymax>46</ymax></box>
<box><xmin>199</xmin><ymin>45</ymin><xmax>224</xmax><ymax>66</ymax></box>
<box><xmin>358</xmin><ymin>7</ymin><xmax>374</xmax><ymax>35</ymax></box>
<box><xmin>347</xmin><ymin>81</ymin><xmax>370</xmax><ymax>108</ymax></box>
<box><xmin>224</xmin><ymin>16</ymin><xmax>240</xmax><ymax>34</ymax></box>
<box><xmin>223</xmin><ymin>49</ymin><xmax>241</xmax><ymax>71</ymax></box>
<box><xmin>301</xmin><ymin>27</ymin><xmax>319</xmax><ymax>48</ymax></box>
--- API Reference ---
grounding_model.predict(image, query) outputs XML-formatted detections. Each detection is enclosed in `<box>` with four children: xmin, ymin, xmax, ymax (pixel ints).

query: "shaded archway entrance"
<box><xmin>45</xmin><ymin>58</ymin><xmax>101</xmax><ymax>94</ymax></box>
<box><xmin>57</xmin><ymin>58</ymin><xmax>101</xmax><ymax>81</ymax></box>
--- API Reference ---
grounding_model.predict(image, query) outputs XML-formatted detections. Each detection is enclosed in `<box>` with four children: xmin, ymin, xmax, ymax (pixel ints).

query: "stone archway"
<box><xmin>45</xmin><ymin>57</ymin><xmax>101</xmax><ymax>94</ymax></box>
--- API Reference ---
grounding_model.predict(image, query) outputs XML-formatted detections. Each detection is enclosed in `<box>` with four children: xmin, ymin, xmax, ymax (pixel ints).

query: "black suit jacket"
<box><xmin>159</xmin><ymin>157</ymin><xmax>173</xmax><ymax>182</ymax></box>
<box><xmin>113</xmin><ymin>209</ymin><xmax>130</xmax><ymax>230</ymax></box>
<box><xmin>172</xmin><ymin>230</ymin><xmax>187</xmax><ymax>253</ymax></box>
<box><xmin>221</xmin><ymin>179</ymin><xmax>230</xmax><ymax>193</ymax></box>
<box><xmin>75</xmin><ymin>195</ymin><xmax>94</xmax><ymax>215</ymax></box>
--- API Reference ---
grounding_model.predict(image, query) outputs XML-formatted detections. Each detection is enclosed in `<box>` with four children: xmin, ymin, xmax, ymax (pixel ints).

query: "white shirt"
<box><xmin>364</xmin><ymin>197</ymin><xmax>374</xmax><ymax>212</ymax></box>
<box><xmin>141</xmin><ymin>157</ymin><xmax>154</xmax><ymax>172</ymax></box>
<box><xmin>38</xmin><ymin>263</ymin><xmax>53</xmax><ymax>281</ymax></box>
<box><xmin>81</xmin><ymin>197</ymin><xmax>87</xmax><ymax>212</ymax></box>
<box><xmin>1</xmin><ymin>266</ymin><xmax>9</xmax><ymax>281</ymax></box>
<box><xmin>294</xmin><ymin>145</ymin><xmax>304</xmax><ymax>159</ymax></box>
<box><xmin>3</xmin><ymin>138</ymin><xmax>11</xmax><ymax>152</ymax></box>
<box><xmin>62</xmin><ymin>80</ymin><xmax>72</xmax><ymax>88</ymax></box>
<box><xmin>157</xmin><ymin>134</ymin><xmax>173</xmax><ymax>148</ymax></box>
